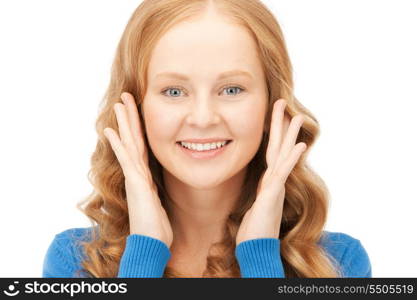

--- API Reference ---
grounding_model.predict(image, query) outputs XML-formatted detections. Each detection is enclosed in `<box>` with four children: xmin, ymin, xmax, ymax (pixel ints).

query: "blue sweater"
<box><xmin>42</xmin><ymin>227</ymin><xmax>372</xmax><ymax>278</ymax></box>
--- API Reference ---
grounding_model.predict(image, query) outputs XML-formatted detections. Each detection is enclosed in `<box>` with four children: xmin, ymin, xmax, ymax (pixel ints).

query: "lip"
<box><xmin>177</xmin><ymin>138</ymin><xmax>232</xmax><ymax>143</ymax></box>
<box><xmin>176</xmin><ymin>140</ymin><xmax>232</xmax><ymax>160</ymax></box>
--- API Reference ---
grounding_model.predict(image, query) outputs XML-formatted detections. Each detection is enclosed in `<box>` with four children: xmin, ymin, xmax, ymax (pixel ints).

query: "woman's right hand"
<box><xmin>103</xmin><ymin>92</ymin><xmax>173</xmax><ymax>248</ymax></box>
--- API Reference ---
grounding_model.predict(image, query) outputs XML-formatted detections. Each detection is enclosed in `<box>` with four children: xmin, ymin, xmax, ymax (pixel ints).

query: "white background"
<box><xmin>0</xmin><ymin>0</ymin><xmax>416</xmax><ymax>277</ymax></box>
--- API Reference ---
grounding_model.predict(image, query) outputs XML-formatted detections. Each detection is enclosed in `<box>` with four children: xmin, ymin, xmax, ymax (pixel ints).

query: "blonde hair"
<box><xmin>75</xmin><ymin>0</ymin><xmax>341</xmax><ymax>278</ymax></box>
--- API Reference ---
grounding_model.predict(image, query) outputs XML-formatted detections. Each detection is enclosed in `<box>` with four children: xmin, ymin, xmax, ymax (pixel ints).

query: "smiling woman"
<box><xmin>42</xmin><ymin>0</ymin><xmax>371</xmax><ymax>278</ymax></box>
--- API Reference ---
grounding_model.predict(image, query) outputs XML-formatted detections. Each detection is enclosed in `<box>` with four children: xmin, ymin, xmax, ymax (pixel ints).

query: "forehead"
<box><xmin>147</xmin><ymin>16</ymin><xmax>263</xmax><ymax>81</ymax></box>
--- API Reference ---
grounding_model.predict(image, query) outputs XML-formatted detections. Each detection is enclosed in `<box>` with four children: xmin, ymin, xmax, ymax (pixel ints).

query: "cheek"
<box><xmin>143</xmin><ymin>103</ymin><xmax>178</xmax><ymax>145</ymax></box>
<box><xmin>229</xmin><ymin>102</ymin><xmax>265</xmax><ymax>140</ymax></box>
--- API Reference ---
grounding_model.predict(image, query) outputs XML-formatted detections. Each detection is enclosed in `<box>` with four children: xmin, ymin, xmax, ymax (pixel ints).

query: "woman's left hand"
<box><xmin>236</xmin><ymin>99</ymin><xmax>307</xmax><ymax>245</ymax></box>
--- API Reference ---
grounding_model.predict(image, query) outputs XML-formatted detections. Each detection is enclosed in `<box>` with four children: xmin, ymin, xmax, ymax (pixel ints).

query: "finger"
<box><xmin>265</xmin><ymin>99</ymin><xmax>286</xmax><ymax>167</ymax></box>
<box><xmin>277</xmin><ymin>142</ymin><xmax>307</xmax><ymax>182</ymax></box>
<box><xmin>278</xmin><ymin>114</ymin><xmax>305</xmax><ymax>164</ymax></box>
<box><xmin>103</xmin><ymin>127</ymin><xmax>136</xmax><ymax>179</ymax></box>
<box><xmin>282</xmin><ymin>112</ymin><xmax>290</xmax><ymax>140</ymax></box>
<box><xmin>121</xmin><ymin>92</ymin><xmax>147</xmax><ymax>161</ymax></box>
<box><xmin>113</xmin><ymin>103</ymin><xmax>141</xmax><ymax>166</ymax></box>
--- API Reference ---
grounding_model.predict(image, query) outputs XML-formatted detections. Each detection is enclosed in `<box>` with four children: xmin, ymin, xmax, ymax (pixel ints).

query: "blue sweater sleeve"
<box><xmin>42</xmin><ymin>230</ymin><xmax>171</xmax><ymax>278</ymax></box>
<box><xmin>117</xmin><ymin>234</ymin><xmax>171</xmax><ymax>278</ymax></box>
<box><xmin>235</xmin><ymin>238</ymin><xmax>284</xmax><ymax>278</ymax></box>
<box><xmin>235</xmin><ymin>233</ymin><xmax>372</xmax><ymax>278</ymax></box>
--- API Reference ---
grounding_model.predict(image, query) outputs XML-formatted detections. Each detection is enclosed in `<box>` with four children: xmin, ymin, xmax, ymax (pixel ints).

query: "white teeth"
<box><xmin>180</xmin><ymin>141</ymin><xmax>228</xmax><ymax>151</ymax></box>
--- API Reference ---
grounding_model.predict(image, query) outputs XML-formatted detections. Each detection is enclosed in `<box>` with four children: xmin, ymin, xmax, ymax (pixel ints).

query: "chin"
<box><xmin>180</xmin><ymin>172</ymin><xmax>231</xmax><ymax>190</ymax></box>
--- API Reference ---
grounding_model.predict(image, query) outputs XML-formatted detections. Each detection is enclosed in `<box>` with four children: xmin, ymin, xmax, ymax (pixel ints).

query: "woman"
<box><xmin>42</xmin><ymin>0</ymin><xmax>371</xmax><ymax>278</ymax></box>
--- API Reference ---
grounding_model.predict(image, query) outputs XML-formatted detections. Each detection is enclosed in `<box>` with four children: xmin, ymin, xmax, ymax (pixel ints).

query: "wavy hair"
<box><xmin>75</xmin><ymin>0</ymin><xmax>342</xmax><ymax>278</ymax></box>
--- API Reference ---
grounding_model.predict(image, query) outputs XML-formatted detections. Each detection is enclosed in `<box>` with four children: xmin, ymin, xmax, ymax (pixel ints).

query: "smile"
<box><xmin>176</xmin><ymin>140</ymin><xmax>232</xmax><ymax>160</ymax></box>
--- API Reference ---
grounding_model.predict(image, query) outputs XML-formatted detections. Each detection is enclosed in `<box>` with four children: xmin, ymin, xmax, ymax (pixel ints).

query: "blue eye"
<box><xmin>222</xmin><ymin>86</ymin><xmax>244</xmax><ymax>96</ymax></box>
<box><xmin>161</xmin><ymin>85</ymin><xmax>245</xmax><ymax>98</ymax></box>
<box><xmin>162</xmin><ymin>86</ymin><xmax>183</xmax><ymax>97</ymax></box>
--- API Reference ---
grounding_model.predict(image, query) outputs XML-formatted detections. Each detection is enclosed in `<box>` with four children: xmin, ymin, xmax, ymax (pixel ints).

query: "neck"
<box><xmin>163</xmin><ymin>167</ymin><xmax>247</xmax><ymax>251</ymax></box>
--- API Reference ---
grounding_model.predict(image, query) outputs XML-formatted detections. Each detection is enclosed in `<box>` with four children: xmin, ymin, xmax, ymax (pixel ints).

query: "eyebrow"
<box><xmin>154</xmin><ymin>70</ymin><xmax>253</xmax><ymax>81</ymax></box>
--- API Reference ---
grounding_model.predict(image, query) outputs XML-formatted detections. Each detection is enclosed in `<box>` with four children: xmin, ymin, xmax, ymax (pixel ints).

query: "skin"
<box><xmin>104</xmin><ymin>7</ymin><xmax>306</xmax><ymax>276</ymax></box>
<box><xmin>142</xmin><ymin>10</ymin><xmax>268</xmax><ymax>255</ymax></box>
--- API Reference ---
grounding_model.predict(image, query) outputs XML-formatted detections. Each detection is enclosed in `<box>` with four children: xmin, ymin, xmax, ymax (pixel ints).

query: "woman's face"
<box><xmin>143</xmin><ymin>13</ymin><xmax>268</xmax><ymax>189</ymax></box>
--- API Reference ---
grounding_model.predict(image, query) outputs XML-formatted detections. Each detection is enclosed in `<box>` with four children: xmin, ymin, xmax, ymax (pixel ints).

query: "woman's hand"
<box><xmin>103</xmin><ymin>92</ymin><xmax>174</xmax><ymax>248</ymax></box>
<box><xmin>236</xmin><ymin>99</ymin><xmax>306</xmax><ymax>245</ymax></box>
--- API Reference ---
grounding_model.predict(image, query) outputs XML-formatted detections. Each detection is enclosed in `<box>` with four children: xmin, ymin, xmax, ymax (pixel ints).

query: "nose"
<box><xmin>185</xmin><ymin>96</ymin><xmax>221</xmax><ymax>128</ymax></box>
